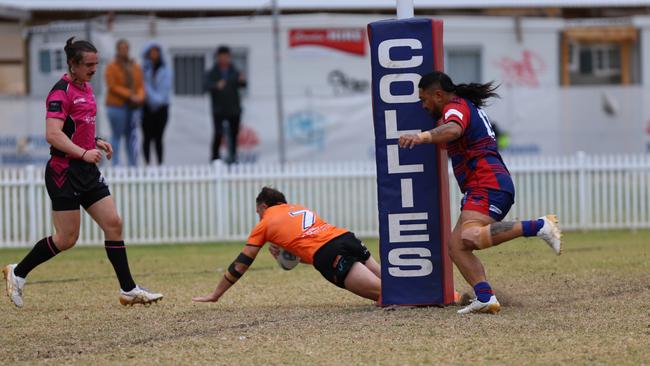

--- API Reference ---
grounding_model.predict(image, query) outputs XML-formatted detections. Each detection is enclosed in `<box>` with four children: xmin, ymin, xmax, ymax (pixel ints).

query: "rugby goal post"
<box><xmin>368</xmin><ymin>9</ymin><xmax>454</xmax><ymax>306</ymax></box>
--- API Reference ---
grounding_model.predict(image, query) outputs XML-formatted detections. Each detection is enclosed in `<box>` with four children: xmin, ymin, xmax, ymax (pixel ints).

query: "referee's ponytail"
<box><xmin>418</xmin><ymin>71</ymin><xmax>499</xmax><ymax>107</ymax></box>
<box><xmin>64</xmin><ymin>37</ymin><xmax>97</xmax><ymax>71</ymax></box>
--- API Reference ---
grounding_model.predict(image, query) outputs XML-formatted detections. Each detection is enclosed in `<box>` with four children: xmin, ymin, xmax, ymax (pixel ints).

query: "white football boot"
<box><xmin>537</xmin><ymin>214</ymin><xmax>562</xmax><ymax>255</ymax></box>
<box><xmin>119</xmin><ymin>285</ymin><xmax>163</xmax><ymax>306</ymax></box>
<box><xmin>3</xmin><ymin>264</ymin><xmax>26</xmax><ymax>308</ymax></box>
<box><xmin>457</xmin><ymin>295</ymin><xmax>501</xmax><ymax>315</ymax></box>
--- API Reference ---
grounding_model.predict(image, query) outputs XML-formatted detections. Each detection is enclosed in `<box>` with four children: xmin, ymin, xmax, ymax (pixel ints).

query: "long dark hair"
<box><xmin>64</xmin><ymin>37</ymin><xmax>97</xmax><ymax>70</ymax></box>
<box><xmin>418</xmin><ymin>71</ymin><xmax>499</xmax><ymax>107</ymax></box>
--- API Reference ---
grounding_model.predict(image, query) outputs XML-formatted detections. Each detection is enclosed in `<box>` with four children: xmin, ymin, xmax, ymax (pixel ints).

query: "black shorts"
<box><xmin>45</xmin><ymin>157</ymin><xmax>111</xmax><ymax>211</ymax></box>
<box><xmin>313</xmin><ymin>232</ymin><xmax>371</xmax><ymax>288</ymax></box>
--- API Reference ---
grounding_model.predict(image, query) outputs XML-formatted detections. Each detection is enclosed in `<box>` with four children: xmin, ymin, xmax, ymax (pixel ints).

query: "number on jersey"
<box><xmin>289</xmin><ymin>209</ymin><xmax>316</xmax><ymax>230</ymax></box>
<box><xmin>477</xmin><ymin>108</ymin><xmax>496</xmax><ymax>139</ymax></box>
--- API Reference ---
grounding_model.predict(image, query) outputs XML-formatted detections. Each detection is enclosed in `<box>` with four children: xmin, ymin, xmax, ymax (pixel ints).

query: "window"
<box><xmin>54</xmin><ymin>49</ymin><xmax>64</xmax><ymax>71</ymax></box>
<box><xmin>445</xmin><ymin>48</ymin><xmax>481</xmax><ymax>84</ymax></box>
<box><xmin>562</xmin><ymin>27</ymin><xmax>637</xmax><ymax>85</ymax></box>
<box><xmin>38</xmin><ymin>49</ymin><xmax>66</xmax><ymax>74</ymax></box>
<box><xmin>570</xmin><ymin>43</ymin><xmax>623</xmax><ymax>85</ymax></box>
<box><xmin>172</xmin><ymin>48</ymin><xmax>248</xmax><ymax>96</ymax></box>
<box><xmin>578</xmin><ymin>47</ymin><xmax>593</xmax><ymax>74</ymax></box>
<box><xmin>39</xmin><ymin>50</ymin><xmax>51</xmax><ymax>73</ymax></box>
<box><xmin>173</xmin><ymin>54</ymin><xmax>206</xmax><ymax>95</ymax></box>
<box><xmin>229</xmin><ymin>49</ymin><xmax>248</xmax><ymax>79</ymax></box>
<box><xmin>608</xmin><ymin>47</ymin><xmax>620</xmax><ymax>69</ymax></box>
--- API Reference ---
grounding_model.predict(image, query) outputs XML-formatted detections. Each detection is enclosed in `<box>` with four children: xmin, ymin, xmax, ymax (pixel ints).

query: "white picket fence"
<box><xmin>1</xmin><ymin>153</ymin><xmax>649</xmax><ymax>247</ymax></box>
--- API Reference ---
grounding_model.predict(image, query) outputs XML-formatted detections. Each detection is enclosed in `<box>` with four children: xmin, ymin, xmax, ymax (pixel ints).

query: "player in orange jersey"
<box><xmin>192</xmin><ymin>187</ymin><xmax>381</xmax><ymax>302</ymax></box>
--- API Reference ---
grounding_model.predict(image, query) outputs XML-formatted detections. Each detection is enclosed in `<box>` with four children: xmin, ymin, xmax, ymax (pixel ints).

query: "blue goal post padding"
<box><xmin>368</xmin><ymin>18</ymin><xmax>454</xmax><ymax>306</ymax></box>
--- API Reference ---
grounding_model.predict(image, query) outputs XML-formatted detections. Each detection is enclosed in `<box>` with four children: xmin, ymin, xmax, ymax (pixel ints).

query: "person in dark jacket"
<box><xmin>203</xmin><ymin>46</ymin><xmax>246</xmax><ymax>164</ymax></box>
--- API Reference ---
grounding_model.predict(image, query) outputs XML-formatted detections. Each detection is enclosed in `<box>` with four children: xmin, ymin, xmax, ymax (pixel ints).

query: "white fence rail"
<box><xmin>1</xmin><ymin>153</ymin><xmax>649</xmax><ymax>247</ymax></box>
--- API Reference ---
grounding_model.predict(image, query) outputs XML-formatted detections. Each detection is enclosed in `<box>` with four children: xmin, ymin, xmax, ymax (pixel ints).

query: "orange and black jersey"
<box><xmin>247</xmin><ymin>204</ymin><xmax>348</xmax><ymax>264</ymax></box>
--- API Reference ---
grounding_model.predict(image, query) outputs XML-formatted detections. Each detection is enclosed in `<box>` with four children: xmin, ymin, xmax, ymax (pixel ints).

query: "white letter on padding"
<box><xmin>379</xmin><ymin>73</ymin><xmax>421</xmax><ymax>104</ymax></box>
<box><xmin>401</xmin><ymin>178</ymin><xmax>414</xmax><ymax>208</ymax></box>
<box><xmin>378</xmin><ymin>38</ymin><xmax>423</xmax><ymax>69</ymax></box>
<box><xmin>385</xmin><ymin>110</ymin><xmax>420</xmax><ymax>139</ymax></box>
<box><xmin>388</xmin><ymin>212</ymin><xmax>428</xmax><ymax>243</ymax></box>
<box><xmin>387</xmin><ymin>145</ymin><xmax>424</xmax><ymax>174</ymax></box>
<box><xmin>388</xmin><ymin>248</ymin><xmax>433</xmax><ymax>277</ymax></box>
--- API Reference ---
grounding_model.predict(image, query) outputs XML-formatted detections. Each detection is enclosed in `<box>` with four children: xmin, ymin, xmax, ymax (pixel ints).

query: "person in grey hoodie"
<box><xmin>141</xmin><ymin>41</ymin><xmax>172</xmax><ymax>165</ymax></box>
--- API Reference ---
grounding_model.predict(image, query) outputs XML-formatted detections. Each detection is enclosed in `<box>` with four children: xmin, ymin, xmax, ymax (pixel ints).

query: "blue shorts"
<box><xmin>460</xmin><ymin>188</ymin><xmax>514</xmax><ymax>221</ymax></box>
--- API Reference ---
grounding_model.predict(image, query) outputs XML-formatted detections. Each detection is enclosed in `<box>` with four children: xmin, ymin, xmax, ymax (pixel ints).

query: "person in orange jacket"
<box><xmin>105</xmin><ymin>39</ymin><xmax>145</xmax><ymax>166</ymax></box>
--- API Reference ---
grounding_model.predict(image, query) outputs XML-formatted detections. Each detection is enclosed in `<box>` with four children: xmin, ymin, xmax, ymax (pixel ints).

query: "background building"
<box><xmin>1</xmin><ymin>0</ymin><xmax>650</xmax><ymax>165</ymax></box>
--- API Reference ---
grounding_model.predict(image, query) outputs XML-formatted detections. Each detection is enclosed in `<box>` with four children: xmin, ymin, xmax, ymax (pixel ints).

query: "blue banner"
<box><xmin>368</xmin><ymin>18</ymin><xmax>453</xmax><ymax>306</ymax></box>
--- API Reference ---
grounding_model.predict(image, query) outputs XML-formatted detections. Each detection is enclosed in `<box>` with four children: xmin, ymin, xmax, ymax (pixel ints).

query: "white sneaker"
<box><xmin>537</xmin><ymin>214</ymin><xmax>562</xmax><ymax>255</ymax></box>
<box><xmin>457</xmin><ymin>295</ymin><xmax>501</xmax><ymax>314</ymax></box>
<box><xmin>3</xmin><ymin>264</ymin><xmax>26</xmax><ymax>308</ymax></box>
<box><xmin>119</xmin><ymin>285</ymin><xmax>163</xmax><ymax>306</ymax></box>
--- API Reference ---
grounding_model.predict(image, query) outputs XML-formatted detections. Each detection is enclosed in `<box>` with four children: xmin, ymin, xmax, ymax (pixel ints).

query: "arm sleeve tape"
<box><xmin>223</xmin><ymin>274</ymin><xmax>236</xmax><ymax>284</ymax></box>
<box><xmin>236</xmin><ymin>252</ymin><xmax>254</xmax><ymax>266</ymax></box>
<box><xmin>228</xmin><ymin>262</ymin><xmax>243</xmax><ymax>279</ymax></box>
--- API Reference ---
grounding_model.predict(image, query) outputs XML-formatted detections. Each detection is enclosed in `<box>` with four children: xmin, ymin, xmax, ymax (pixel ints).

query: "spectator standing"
<box><xmin>203</xmin><ymin>46</ymin><xmax>246</xmax><ymax>164</ymax></box>
<box><xmin>105</xmin><ymin>39</ymin><xmax>144</xmax><ymax>166</ymax></box>
<box><xmin>141</xmin><ymin>41</ymin><xmax>172</xmax><ymax>165</ymax></box>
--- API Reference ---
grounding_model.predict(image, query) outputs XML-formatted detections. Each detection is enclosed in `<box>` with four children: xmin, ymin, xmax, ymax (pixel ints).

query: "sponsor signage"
<box><xmin>289</xmin><ymin>28</ymin><xmax>366</xmax><ymax>56</ymax></box>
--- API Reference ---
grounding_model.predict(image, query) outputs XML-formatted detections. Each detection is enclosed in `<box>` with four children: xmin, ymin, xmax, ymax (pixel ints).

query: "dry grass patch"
<box><xmin>0</xmin><ymin>230</ymin><xmax>648</xmax><ymax>365</ymax></box>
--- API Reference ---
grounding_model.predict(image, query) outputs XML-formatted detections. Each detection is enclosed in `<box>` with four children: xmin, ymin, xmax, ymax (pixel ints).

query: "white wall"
<box><xmin>10</xmin><ymin>13</ymin><xmax>650</xmax><ymax>167</ymax></box>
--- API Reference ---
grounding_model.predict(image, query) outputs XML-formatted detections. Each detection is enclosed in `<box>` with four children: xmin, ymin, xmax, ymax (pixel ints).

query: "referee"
<box><xmin>3</xmin><ymin>37</ymin><xmax>162</xmax><ymax>308</ymax></box>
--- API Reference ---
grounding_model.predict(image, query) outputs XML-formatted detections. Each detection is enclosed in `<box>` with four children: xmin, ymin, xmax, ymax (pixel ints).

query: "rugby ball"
<box><xmin>277</xmin><ymin>249</ymin><xmax>300</xmax><ymax>270</ymax></box>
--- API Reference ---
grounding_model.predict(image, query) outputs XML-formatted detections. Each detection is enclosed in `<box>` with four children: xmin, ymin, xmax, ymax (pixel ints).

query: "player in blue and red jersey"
<box><xmin>399</xmin><ymin>71</ymin><xmax>562</xmax><ymax>314</ymax></box>
<box><xmin>2</xmin><ymin>37</ymin><xmax>161</xmax><ymax>308</ymax></box>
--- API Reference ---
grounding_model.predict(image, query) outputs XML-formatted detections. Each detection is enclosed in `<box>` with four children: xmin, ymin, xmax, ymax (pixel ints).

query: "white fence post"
<box><xmin>577</xmin><ymin>151</ymin><xmax>587</xmax><ymax>230</ymax></box>
<box><xmin>25</xmin><ymin>165</ymin><xmax>37</xmax><ymax>245</ymax></box>
<box><xmin>213</xmin><ymin>160</ymin><xmax>225</xmax><ymax>241</ymax></box>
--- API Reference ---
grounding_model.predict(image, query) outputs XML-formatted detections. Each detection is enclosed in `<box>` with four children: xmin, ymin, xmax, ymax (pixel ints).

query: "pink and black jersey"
<box><xmin>44</xmin><ymin>74</ymin><xmax>105</xmax><ymax>204</ymax></box>
<box><xmin>442</xmin><ymin>97</ymin><xmax>514</xmax><ymax>195</ymax></box>
<box><xmin>45</xmin><ymin>74</ymin><xmax>97</xmax><ymax>158</ymax></box>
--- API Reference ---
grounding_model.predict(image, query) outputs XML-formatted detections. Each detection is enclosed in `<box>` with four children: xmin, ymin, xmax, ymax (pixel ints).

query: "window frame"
<box><xmin>38</xmin><ymin>47</ymin><xmax>67</xmax><ymax>75</ymax></box>
<box><xmin>170</xmin><ymin>47</ymin><xmax>249</xmax><ymax>96</ymax></box>
<box><xmin>444</xmin><ymin>46</ymin><xmax>483</xmax><ymax>84</ymax></box>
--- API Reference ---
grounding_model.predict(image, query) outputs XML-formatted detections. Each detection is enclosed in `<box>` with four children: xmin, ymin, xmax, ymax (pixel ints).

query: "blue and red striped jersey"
<box><xmin>441</xmin><ymin>97</ymin><xmax>514</xmax><ymax>195</ymax></box>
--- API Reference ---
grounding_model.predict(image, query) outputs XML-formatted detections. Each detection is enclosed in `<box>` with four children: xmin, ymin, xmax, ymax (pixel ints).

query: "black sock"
<box><xmin>104</xmin><ymin>241</ymin><xmax>136</xmax><ymax>291</ymax></box>
<box><xmin>14</xmin><ymin>236</ymin><xmax>61</xmax><ymax>278</ymax></box>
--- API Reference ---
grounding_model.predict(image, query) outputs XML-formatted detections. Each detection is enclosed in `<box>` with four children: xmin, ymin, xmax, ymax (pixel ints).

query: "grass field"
<box><xmin>1</xmin><ymin>230</ymin><xmax>649</xmax><ymax>365</ymax></box>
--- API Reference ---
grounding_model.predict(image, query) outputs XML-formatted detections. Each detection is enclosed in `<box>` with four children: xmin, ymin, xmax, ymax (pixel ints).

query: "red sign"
<box><xmin>289</xmin><ymin>28</ymin><xmax>366</xmax><ymax>56</ymax></box>
<box><xmin>495</xmin><ymin>50</ymin><xmax>546</xmax><ymax>88</ymax></box>
<box><xmin>217</xmin><ymin>125</ymin><xmax>259</xmax><ymax>149</ymax></box>
<box><xmin>238</xmin><ymin>125</ymin><xmax>260</xmax><ymax>149</ymax></box>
